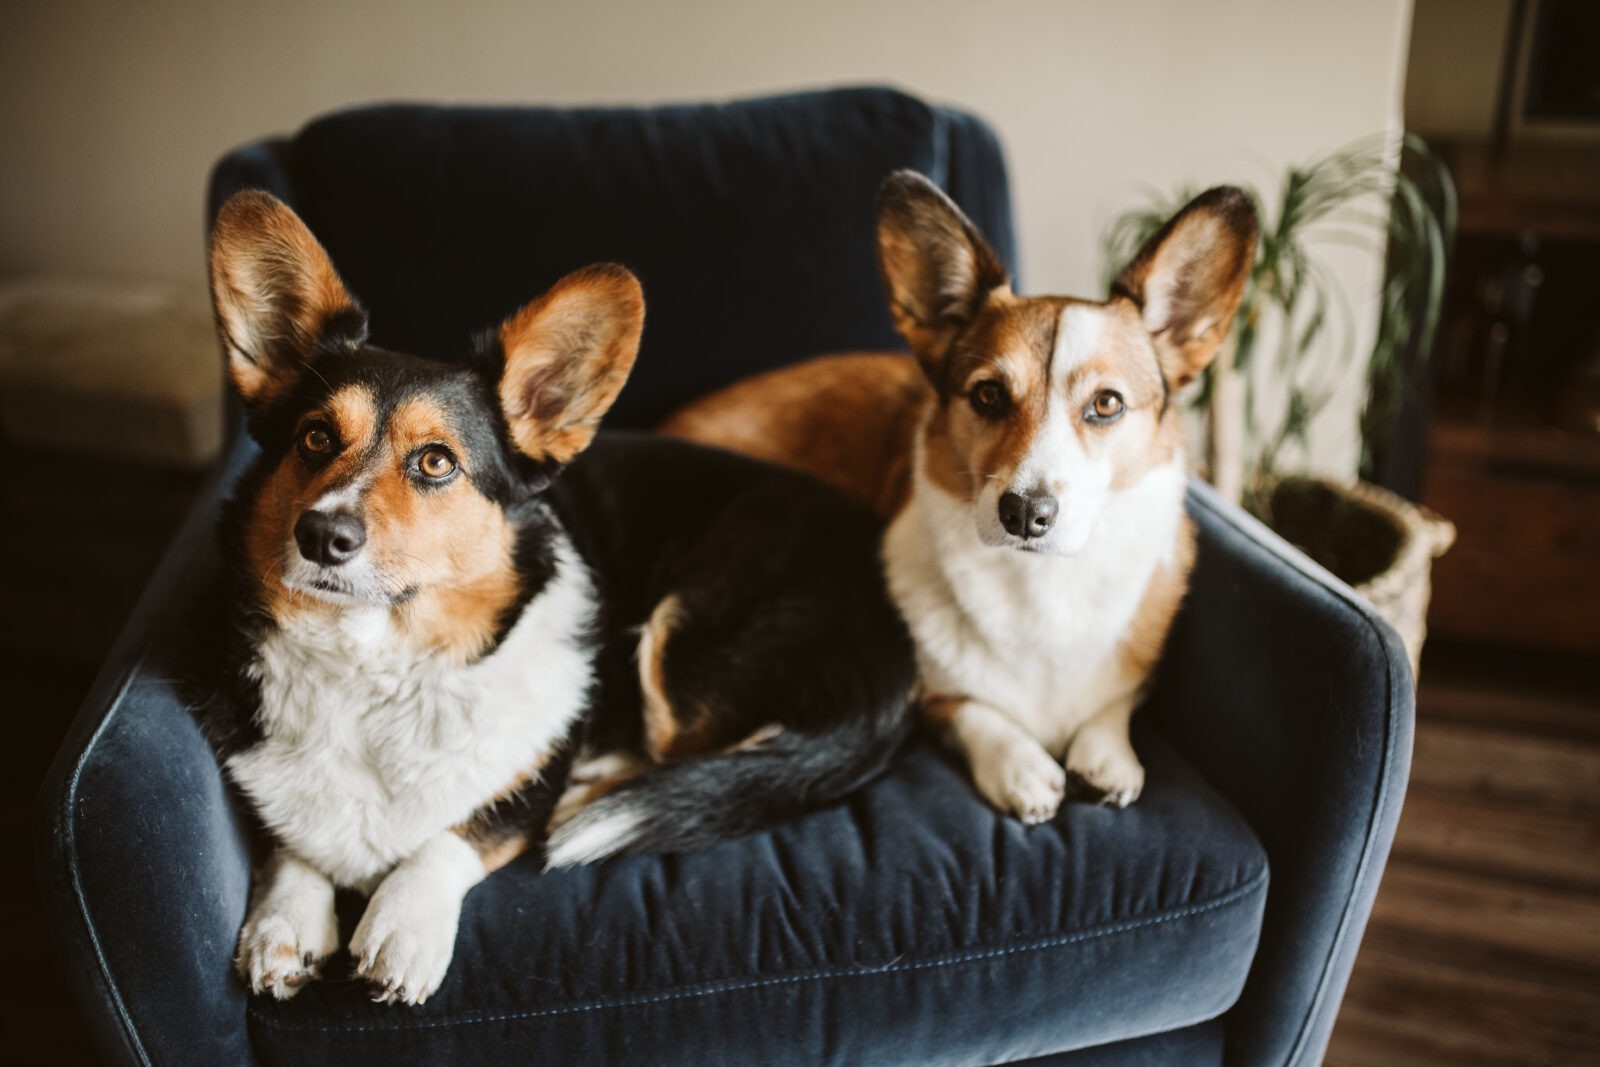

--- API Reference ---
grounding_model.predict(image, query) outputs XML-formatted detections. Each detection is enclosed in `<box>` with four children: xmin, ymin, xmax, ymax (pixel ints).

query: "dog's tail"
<box><xmin>543</xmin><ymin>697</ymin><xmax>911</xmax><ymax>868</ymax></box>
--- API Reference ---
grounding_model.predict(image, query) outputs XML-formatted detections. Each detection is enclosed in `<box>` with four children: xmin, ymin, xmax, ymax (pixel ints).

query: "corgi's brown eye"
<box><xmin>418</xmin><ymin>448</ymin><xmax>456</xmax><ymax>479</ymax></box>
<box><xmin>301</xmin><ymin>426</ymin><xmax>333</xmax><ymax>454</ymax></box>
<box><xmin>970</xmin><ymin>380</ymin><xmax>1010</xmax><ymax>419</ymax></box>
<box><xmin>1088</xmin><ymin>391</ymin><xmax>1125</xmax><ymax>422</ymax></box>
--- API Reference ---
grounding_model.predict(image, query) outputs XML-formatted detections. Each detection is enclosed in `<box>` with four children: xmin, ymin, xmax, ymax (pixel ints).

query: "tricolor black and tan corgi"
<box><xmin>664</xmin><ymin>171</ymin><xmax>1255</xmax><ymax>824</ymax></box>
<box><xmin>193</xmin><ymin>191</ymin><xmax>914</xmax><ymax>1006</ymax></box>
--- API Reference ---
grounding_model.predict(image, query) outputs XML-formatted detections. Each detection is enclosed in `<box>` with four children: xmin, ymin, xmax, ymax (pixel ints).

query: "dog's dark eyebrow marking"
<box><xmin>1044</xmin><ymin>304</ymin><xmax>1060</xmax><ymax>382</ymax></box>
<box><xmin>1151</xmin><ymin>326</ymin><xmax>1171</xmax><ymax>418</ymax></box>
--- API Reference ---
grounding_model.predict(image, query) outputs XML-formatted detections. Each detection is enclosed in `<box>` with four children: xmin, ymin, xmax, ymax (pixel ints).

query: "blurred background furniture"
<box><xmin>1400</xmin><ymin>0</ymin><xmax>1600</xmax><ymax>656</ymax></box>
<box><xmin>34</xmin><ymin>88</ymin><xmax>1413</xmax><ymax>1066</ymax></box>
<box><xmin>0</xmin><ymin>278</ymin><xmax>222</xmax><ymax>467</ymax></box>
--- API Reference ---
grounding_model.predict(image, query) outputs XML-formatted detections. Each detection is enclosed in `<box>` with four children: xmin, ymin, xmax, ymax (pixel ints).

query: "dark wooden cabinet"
<box><xmin>1421</xmin><ymin>142</ymin><xmax>1600</xmax><ymax>654</ymax></box>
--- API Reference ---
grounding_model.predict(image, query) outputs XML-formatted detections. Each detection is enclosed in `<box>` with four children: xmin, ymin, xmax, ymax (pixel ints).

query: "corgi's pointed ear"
<box><xmin>1112</xmin><ymin>186</ymin><xmax>1257</xmax><ymax>390</ymax></box>
<box><xmin>209</xmin><ymin>190</ymin><xmax>367</xmax><ymax>409</ymax></box>
<box><xmin>876</xmin><ymin>170</ymin><xmax>1010</xmax><ymax>385</ymax></box>
<box><xmin>496</xmin><ymin>265</ymin><xmax>644</xmax><ymax>464</ymax></box>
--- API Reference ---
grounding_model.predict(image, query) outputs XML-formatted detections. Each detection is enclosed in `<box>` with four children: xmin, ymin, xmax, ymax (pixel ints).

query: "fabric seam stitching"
<box><xmin>1189</xmin><ymin>487</ymin><xmax>1407</xmax><ymax>1066</ymax></box>
<box><xmin>61</xmin><ymin>650</ymin><xmax>157</xmax><ymax>1067</ymax></box>
<box><xmin>248</xmin><ymin>869</ymin><xmax>1268</xmax><ymax>1035</ymax></box>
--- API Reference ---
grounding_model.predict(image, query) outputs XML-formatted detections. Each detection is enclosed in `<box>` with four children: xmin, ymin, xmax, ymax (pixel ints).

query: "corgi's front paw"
<box><xmin>972</xmin><ymin>737</ymin><xmax>1066</xmax><ymax>824</ymax></box>
<box><xmin>350</xmin><ymin>869</ymin><xmax>463</xmax><ymax>1006</ymax></box>
<box><xmin>1065</xmin><ymin>729</ymin><xmax>1145</xmax><ymax>808</ymax></box>
<box><xmin>235</xmin><ymin>894</ymin><xmax>339</xmax><ymax>1000</ymax></box>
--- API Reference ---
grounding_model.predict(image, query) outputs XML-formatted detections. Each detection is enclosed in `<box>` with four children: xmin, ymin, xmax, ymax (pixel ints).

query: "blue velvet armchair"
<box><xmin>35</xmin><ymin>88</ymin><xmax>1413</xmax><ymax>1066</ymax></box>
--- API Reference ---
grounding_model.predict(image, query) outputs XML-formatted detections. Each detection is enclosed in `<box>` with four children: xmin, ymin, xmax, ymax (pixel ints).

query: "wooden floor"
<box><xmin>1325</xmin><ymin>643</ymin><xmax>1600</xmax><ymax>1065</ymax></box>
<box><xmin>3</xmin><ymin>441</ymin><xmax>1596</xmax><ymax>1065</ymax></box>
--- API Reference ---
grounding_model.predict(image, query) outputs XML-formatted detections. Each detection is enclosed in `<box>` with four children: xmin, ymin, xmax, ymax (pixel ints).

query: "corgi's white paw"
<box><xmin>1065</xmin><ymin>729</ymin><xmax>1145</xmax><ymax>808</ymax></box>
<box><xmin>972</xmin><ymin>737</ymin><xmax>1066</xmax><ymax>824</ymax></box>
<box><xmin>350</xmin><ymin>866</ymin><xmax>464</xmax><ymax>1006</ymax></box>
<box><xmin>235</xmin><ymin>891</ymin><xmax>339</xmax><ymax>1000</ymax></box>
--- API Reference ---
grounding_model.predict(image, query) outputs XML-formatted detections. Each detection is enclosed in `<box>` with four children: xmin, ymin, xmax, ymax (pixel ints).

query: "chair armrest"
<box><xmin>35</xmin><ymin>438</ymin><xmax>261</xmax><ymax>1067</ymax></box>
<box><xmin>1149</xmin><ymin>480</ymin><xmax>1414</xmax><ymax>1067</ymax></box>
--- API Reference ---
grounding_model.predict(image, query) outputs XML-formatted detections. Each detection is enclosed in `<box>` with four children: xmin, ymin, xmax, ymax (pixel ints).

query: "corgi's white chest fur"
<box><xmin>227</xmin><ymin>541</ymin><xmax>595</xmax><ymax>890</ymax></box>
<box><xmin>884</xmin><ymin>444</ymin><xmax>1186</xmax><ymax>756</ymax></box>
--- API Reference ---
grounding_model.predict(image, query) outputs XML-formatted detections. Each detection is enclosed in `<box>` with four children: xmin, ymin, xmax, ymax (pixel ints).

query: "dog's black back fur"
<box><xmin>551</xmin><ymin>433</ymin><xmax>917</xmax><ymax>854</ymax></box>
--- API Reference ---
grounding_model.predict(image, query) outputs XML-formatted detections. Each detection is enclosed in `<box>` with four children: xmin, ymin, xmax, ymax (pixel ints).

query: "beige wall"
<box><xmin>1</xmin><ymin>0</ymin><xmax>1413</xmax><ymax>475</ymax></box>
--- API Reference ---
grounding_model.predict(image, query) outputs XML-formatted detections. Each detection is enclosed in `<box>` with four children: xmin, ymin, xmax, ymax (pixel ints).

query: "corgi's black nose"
<box><xmin>294</xmin><ymin>509</ymin><xmax>367</xmax><ymax>565</ymax></box>
<box><xmin>999</xmin><ymin>490</ymin><xmax>1058</xmax><ymax>540</ymax></box>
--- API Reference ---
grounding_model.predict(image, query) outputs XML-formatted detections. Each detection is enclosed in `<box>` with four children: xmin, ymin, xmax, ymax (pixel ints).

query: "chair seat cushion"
<box><xmin>247</xmin><ymin>728</ymin><xmax>1267</xmax><ymax>1066</ymax></box>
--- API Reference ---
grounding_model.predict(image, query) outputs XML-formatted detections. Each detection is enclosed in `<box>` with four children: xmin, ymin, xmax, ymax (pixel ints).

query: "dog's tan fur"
<box><xmin>497</xmin><ymin>266</ymin><xmax>644</xmax><ymax>465</ymax></box>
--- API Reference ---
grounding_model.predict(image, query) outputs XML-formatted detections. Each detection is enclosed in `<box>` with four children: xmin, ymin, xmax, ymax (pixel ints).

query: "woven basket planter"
<box><xmin>1258</xmin><ymin>476</ymin><xmax>1456</xmax><ymax>676</ymax></box>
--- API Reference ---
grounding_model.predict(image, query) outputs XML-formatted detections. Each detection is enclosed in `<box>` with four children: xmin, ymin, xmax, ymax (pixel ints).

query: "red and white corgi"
<box><xmin>194</xmin><ymin>191</ymin><xmax>914</xmax><ymax>1006</ymax></box>
<box><xmin>664</xmin><ymin>171</ymin><xmax>1256</xmax><ymax>823</ymax></box>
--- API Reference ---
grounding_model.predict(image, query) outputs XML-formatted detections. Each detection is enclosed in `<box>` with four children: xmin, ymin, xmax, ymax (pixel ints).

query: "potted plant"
<box><xmin>1103</xmin><ymin>136</ymin><xmax>1458</xmax><ymax>672</ymax></box>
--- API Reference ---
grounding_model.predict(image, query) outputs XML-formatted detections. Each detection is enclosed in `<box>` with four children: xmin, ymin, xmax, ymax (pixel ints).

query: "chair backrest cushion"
<box><xmin>208</xmin><ymin>87</ymin><xmax>1015</xmax><ymax>426</ymax></box>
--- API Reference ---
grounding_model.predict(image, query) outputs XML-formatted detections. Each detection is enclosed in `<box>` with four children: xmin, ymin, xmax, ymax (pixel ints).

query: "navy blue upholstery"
<box><xmin>222</xmin><ymin>90</ymin><xmax>1015</xmax><ymax>429</ymax></box>
<box><xmin>1151</xmin><ymin>486</ymin><xmax>1415</xmax><ymax>1064</ymax></box>
<box><xmin>35</xmin><ymin>89</ymin><xmax>1413</xmax><ymax>1066</ymax></box>
<box><xmin>247</xmin><ymin>723</ymin><xmax>1265</xmax><ymax>1065</ymax></box>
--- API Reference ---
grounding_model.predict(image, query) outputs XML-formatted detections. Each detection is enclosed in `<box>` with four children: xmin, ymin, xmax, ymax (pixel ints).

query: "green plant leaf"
<box><xmin>1097</xmin><ymin>132</ymin><xmax>1455</xmax><ymax>490</ymax></box>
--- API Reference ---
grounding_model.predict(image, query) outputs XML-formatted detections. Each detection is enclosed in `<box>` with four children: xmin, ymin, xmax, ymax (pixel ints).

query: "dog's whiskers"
<box><xmin>294</xmin><ymin>358</ymin><xmax>333</xmax><ymax>391</ymax></box>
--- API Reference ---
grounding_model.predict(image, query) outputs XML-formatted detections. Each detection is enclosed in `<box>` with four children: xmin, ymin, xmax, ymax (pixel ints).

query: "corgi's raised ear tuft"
<box><xmin>1112</xmin><ymin>186</ymin><xmax>1257</xmax><ymax>390</ymax></box>
<box><xmin>876</xmin><ymin>170</ymin><xmax>1010</xmax><ymax>388</ymax></box>
<box><xmin>209</xmin><ymin>190</ymin><xmax>367</xmax><ymax>409</ymax></box>
<box><xmin>496</xmin><ymin>264</ymin><xmax>644</xmax><ymax>465</ymax></box>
